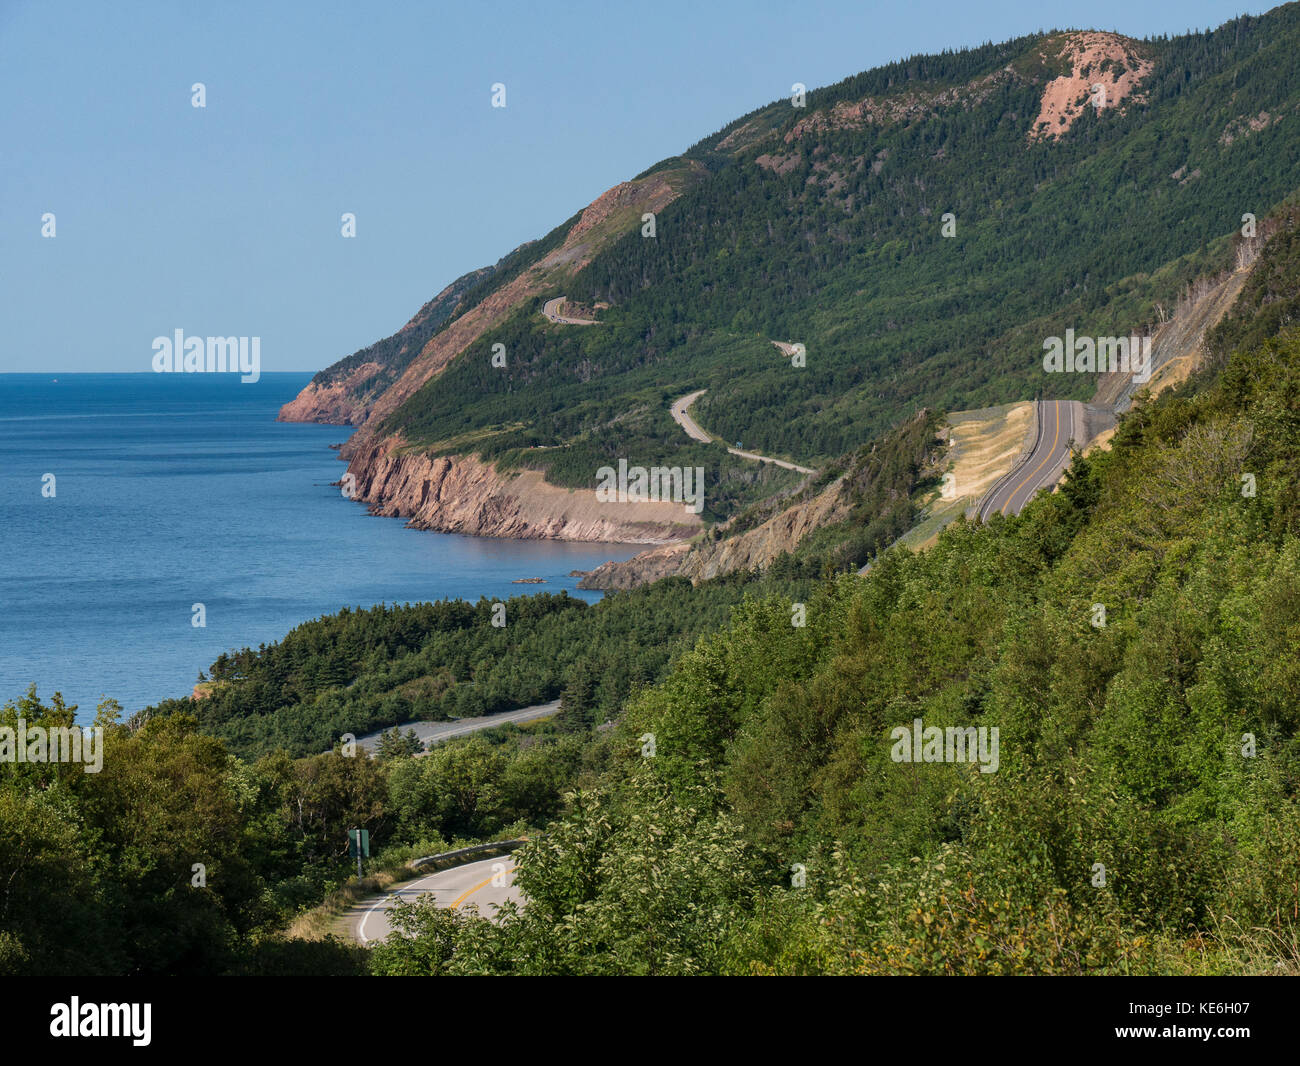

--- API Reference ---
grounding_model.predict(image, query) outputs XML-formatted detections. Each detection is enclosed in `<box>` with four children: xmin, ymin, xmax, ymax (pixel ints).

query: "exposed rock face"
<box><xmin>345</xmin><ymin>438</ymin><xmax>703</xmax><ymax>544</ymax></box>
<box><xmin>1220</xmin><ymin>110</ymin><xmax>1280</xmax><ymax>147</ymax></box>
<box><xmin>567</xmin><ymin>178</ymin><xmax>671</xmax><ymax>243</ymax></box>
<box><xmin>576</xmin><ymin>542</ymin><xmax>692</xmax><ymax>589</ymax></box>
<box><xmin>278</xmin><ymin>166</ymin><xmax>705</xmax><ymax>540</ymax></box>
<box><xmin>579</xmin><ymin>477</ymin><xmax>848</xmax><ymax>589</ymax></box>
<box><xmin>1094</xmin><ymin>270</ymin><xmax>1252</xmax><ymax>412</ymax></box>
<box><xmin>278</xmin><ymin>265</ymin><xmax>496</xmax><ymax>426</ymax></box>
<box><xmin>279</xmin><ymin>166</ymin><xmax>697</xmax><ymax>437</ymax></box>
<box><xmin>782</xmin><ymin>67</ymin><xmax>1014</xmax><ymax>143</ymax></box>
<box><xmin>679</xmin><ymin>478</ymin><xmax>847</xmax><ymax>582</ymax></box>
<box><xmin>349</xmin><ymin>168</ymin><xmax>693</xmax><ymax>439</ymax></box>
<box><xmin>769</xmin><ymin>30</ymin><xmax>1153</xmax><ymax>151</ymax></box>
<box><xmin>277</xmin><ymin>362</ymin><xmax>382</xmax><ymax>425</ymax></box>
<box><xmin>1029</xmin><ymin>32</ymin><xmax>1153</xmax><ymax>141</ymax></box>
<box><xmin>1091</xmin><ymin>228</ymin><xmax>1265</xmax><ymax>413</ymax></box>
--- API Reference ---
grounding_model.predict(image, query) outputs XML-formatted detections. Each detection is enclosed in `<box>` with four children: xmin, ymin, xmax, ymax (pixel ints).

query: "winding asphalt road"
<box><xmin>977</xmin><ymin>399</ymin><xmax>1083</xmax><ymax>520</ymax></box>
<box><xmin>543</xmin><ymin>304</ymin><xmax>814</xmax><ymax>476</ymax></box>
<box><xmin>354</xmin><ymin>855</ymin><xmax>523</xmax><ymax>945</ymax></box>
<box><xmin>541</xmin><ymin>296</ymin><xmax>598</xmax><ymax>325</ymax></box>
<box><xmin>354</xmin><ymin>700</ymin><xmax>560</xmax><ymax>755</ymax></box>
<box><xmin>671</xmin><ymin>389</ymin><xmax>817</xmax><ymax>475</ymax></box>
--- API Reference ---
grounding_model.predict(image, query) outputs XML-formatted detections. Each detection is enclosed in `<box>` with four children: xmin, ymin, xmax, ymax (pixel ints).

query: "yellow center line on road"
<box><xmin>451</xmin><ymin>867</ymin><xmax>515</xmax><ymax>909</ymax></box>
<box><xmin>1001</xmin><ymin>400</ymin><xmax>1061</xmax><ymax>516</ymax></box>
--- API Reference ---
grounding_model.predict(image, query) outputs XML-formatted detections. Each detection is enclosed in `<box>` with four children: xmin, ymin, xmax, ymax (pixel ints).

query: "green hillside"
<box><xmin>10</xmin><ymin>196</ymin><xmax>1297</xmax><ymax>976</ymax></box>
<box><xmin>369</xmin><ymin>199</ymin><xmax>1300</xmax><ymax>975</ymax></box>
<box><xmin>8</xmin><ymin>8</ymin><xmax>1300</xmax><ymax>980</ymax></box>
<box><xmin>365</xmin><ymin>8</ymin><xmax>1300</xmax><ymax>500</ymax></box>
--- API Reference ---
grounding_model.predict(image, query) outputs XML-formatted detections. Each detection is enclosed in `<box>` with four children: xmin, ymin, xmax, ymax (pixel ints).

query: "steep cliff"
<box><xmin>576</xmin><ymin>542</ymin><xmax>693</xmax><ymax>589</ymax></box>
<box><xmin>278</xmin><ymin>264</ymin><xmax>496</xmax><ymax>426</ymax></box>
<box><xmin>277</xmin><ymin>361</ymin><xmax>384</xmax><ymax>426</ymax></box>
<box><xmin>353</xmin><ymin>166</ymin><xmax>697</xmax><ymax>442</ymax></box>
<box><xmin>346</xmin><ymin>436</ymin><xmax>703</xmax><ymax>543</ymax></box>
<box><xmin>281</xmin><ymin>164</ymin><xmax>704</xmax><ymax>540</ymax></box>
<box><xmin>579</xmin><ymin>476</ymin><xmax>849</xmax><ymax>588</ymax></box>
<box><xmin>1094</xmin><ymin>246</ymin><xmax>1261</xmax><ymax>412</ymax></box>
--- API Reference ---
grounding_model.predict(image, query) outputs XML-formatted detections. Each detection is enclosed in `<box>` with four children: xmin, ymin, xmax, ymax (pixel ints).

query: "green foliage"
<box><xmin>364</xmin><ymin>6</ymin><xmax>1300</xmax><ymax>505</ymax></box>
<box><xmin>15</xmin><ymin>10</ymin><xmax>1300</xmax><ymax>977</ymax></box>
<box><xmin>366</xmin><ymin>215</ymin><xmax>1300</xmax><ymax>973</ymax></box>
<box><xmin>375</xmin><ymin>727</ymin><xmax>423</xmax><ymax>761</ymax></box>
<box><xmin>140</xmin><ymin>574</ymin><xmax>822</xmax><ymax>760</ymax></box>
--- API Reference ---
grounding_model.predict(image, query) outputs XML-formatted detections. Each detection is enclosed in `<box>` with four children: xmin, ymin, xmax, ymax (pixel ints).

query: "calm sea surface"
<box><xmin>0</xmin><ymin>374</ymin><xmax>638</xmax><ymax>722</ymax></box>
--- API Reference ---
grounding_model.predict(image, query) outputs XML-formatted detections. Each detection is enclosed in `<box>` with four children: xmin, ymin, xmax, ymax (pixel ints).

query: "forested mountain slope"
<box><xmin>278</xmin><ymin>261</ymin><xmax>496</xmax><ymax>425</ymax></box>
<box><xmin>33</xmin><ymin>192</ymin><xmax>1299</xmax><ymax>977</ymax></box>
<box><xmin>11</xmin><ymin>61</ymin><xmax>1300</xmax><ymax>979</ymax></box>
<box><xmin>282</xmin><ymin>7</ymin><xmax>1300</xmax><ymax>548</ymax></box>
<box><xmin>369</xmin><ymin>195</ymin><xmax>1300</xmax><ymax>975</ymax></box>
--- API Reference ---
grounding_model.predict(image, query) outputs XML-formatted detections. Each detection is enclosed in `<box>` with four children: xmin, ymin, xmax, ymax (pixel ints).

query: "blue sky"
<box><xmin>0</xmin><ymin>0</ymin><xmax>1272</xmax><ymax>372</ymax></box>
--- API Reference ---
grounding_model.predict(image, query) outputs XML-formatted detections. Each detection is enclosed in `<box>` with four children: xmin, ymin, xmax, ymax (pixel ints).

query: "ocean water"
<box><xmin>0</xmin><ymin>374</ymin><xmax>639</xmax><ymax>722</ymax></box>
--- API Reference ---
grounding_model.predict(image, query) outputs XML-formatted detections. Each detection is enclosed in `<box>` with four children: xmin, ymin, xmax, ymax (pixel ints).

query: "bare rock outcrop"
<box><xmin>580</xmin><ymin>477</ymin><xmax>848</xmax><ymax>589</ymax></box>
<box><xmin>277</xmin><ymin>362</ymin><xmax>382</xmax><ymax>425</ymax></box>
<box><xmin>1029</xmin><ymin>32</ymin><xmax>1153</xmax><ymax>141</ymax></box>
<box><xmin>345</xmin><ymin>438</ymin><xmax>702</xmax><ymax>544</ymax></box>
<box><xmin>349</xmin><ymin>168</ymin><xmax>695</xmax><ymax>439</ymax></box>
<box><xmin>576</xmin><ymin>542</ymin><xmax>692</xmax><ymax>589</ymax></box>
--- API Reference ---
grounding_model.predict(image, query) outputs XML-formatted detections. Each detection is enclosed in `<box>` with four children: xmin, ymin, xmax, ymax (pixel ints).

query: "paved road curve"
<box><xmin>671</xmin><ymin>389</ymin><xmax>817</xmax><ymax>475</ymax></box>
<box><xmin>354</xmin><ymin>700</ymin><xmax>560</xmax><ymax>755</ymax></box>
<box><xmin>978</xmin><ymin>399</ymin><xmax>1083</xmax><ymax>520</ymax></box>
<box><xmin>355</xmin><ymin>855</ymin><xmax>523</xmax><ymax>945</ymax></box>
<box><xmin>541</xmin><ymin>296</ymin><xmax>598</xmax><ymax>325</ymax></box>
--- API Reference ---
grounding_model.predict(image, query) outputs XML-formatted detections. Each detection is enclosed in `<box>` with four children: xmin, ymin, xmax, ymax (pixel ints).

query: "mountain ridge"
<box><xmin>282</xmin><ymin>5</ymin><xmax>1300</xmax><ymax>557</ymax></box>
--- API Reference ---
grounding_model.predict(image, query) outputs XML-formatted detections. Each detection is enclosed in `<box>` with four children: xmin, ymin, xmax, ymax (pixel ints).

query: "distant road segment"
<box><xmin>353</xmin><ymin>700</ymin><xmax>561</xmax><ymax>755</ymax></box>
<box><xmin>541</xmin><ymin>296</ymin><xmax>598</xmax><ymax>325</ymax></box>
<box><xmin>671</xmin><ymin>390</ymin><xmax>817</xmax><ymax>475</ymax></box>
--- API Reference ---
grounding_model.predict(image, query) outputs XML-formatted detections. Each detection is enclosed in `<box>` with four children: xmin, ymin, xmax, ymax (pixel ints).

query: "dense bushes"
<box><xmin>369</xmin><ymin>234</ymin><xmax>1300</xmax><ymax>973</ymax></box>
